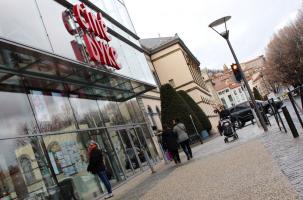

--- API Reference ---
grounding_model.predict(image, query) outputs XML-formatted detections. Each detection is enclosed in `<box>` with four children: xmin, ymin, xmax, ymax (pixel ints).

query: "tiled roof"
<box><xmin>139</xmin><ymin>34</ymin><xmax>200</xmax><ymax>65</ymax></box>
<box><xmin>139</xmin><ymin>36</ymin><xmax>177</xmax><ymax>52</ymax></box>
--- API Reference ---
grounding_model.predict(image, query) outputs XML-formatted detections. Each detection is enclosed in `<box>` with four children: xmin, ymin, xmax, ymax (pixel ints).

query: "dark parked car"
<box><xmin>229</xmin><ymin>102</ymin><xmax>254</xmax><ymax>128</ymax></box>
<box><xmin>125</xmin><ymin>147</ymin><xmax>146</xmax><ymax>169</ymax></box>
<box><xmin>259</xmin><ymin>99</ymin><xmax>283</xmax><ymax>115</ymax></box>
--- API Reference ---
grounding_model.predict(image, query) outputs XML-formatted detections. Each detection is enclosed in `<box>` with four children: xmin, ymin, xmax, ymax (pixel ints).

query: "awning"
<box><xmin>0</xmin><ymin>38</ymin><xmax>155</xmax><ymax>101</ymax></box>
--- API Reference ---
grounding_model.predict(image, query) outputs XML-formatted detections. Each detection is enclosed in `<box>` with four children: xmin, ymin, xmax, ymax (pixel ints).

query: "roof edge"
<box><xmin>141</xmin><ymin>36</ymin><xmax>200</xmax><ymax>66</ymax></box>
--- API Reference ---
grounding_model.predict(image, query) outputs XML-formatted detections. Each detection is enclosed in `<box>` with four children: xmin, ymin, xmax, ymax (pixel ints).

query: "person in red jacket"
<box><xmin>87</xmin><ymin>140</ymin><xmax>113</xmax><ymax>199</ymax></box>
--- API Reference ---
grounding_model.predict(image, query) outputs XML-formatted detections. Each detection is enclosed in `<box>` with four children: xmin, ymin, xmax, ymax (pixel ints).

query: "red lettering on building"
<box><xmin>83</xmin><ymin>33</ymin><xmax>100</xmax><ymax>63</ymax></box>
<box><xmin>73</xmin><ymin>4</ymin><xmax>90</xmax><ymax>30</ymax></box>
<box><xmin>64</xmin><ymin>3</ymin><xmax>120</xmax><ymax>70</ymax></box>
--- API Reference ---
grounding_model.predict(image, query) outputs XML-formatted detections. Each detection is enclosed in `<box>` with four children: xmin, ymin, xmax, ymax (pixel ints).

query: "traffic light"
<box><xmin>231</xmin><ymin>63</ymin><xmax>243</xmax><ymax>83</ymax></box>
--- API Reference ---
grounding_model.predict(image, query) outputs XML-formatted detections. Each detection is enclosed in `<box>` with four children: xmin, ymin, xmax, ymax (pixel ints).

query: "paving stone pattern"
<box><xmin>262</xmin><ymin>127</ymin><xmax>303</xmax><ymax>200</ymax></box>
<box><xmin>108</xmin><ymin>123</ymin><xmax>300</xmax><ymax>200</ymax></box>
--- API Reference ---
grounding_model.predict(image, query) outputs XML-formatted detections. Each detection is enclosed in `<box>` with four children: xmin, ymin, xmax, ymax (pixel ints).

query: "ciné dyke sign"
<box><xmin>63</xmin><ymin>3</ymin><xmax>121</xmax><ymax>70</ymax></box>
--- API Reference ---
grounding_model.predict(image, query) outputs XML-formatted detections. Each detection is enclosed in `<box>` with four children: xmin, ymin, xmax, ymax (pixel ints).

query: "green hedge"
<box><xmin>178</xmin><ymin>90</ymin><xmax>212</xmax><ymax>131</ymax></box>
<box><xmin>160</xmin><ymin>84</ymin><xmax>203</xmax><ymax>135</ymax></box>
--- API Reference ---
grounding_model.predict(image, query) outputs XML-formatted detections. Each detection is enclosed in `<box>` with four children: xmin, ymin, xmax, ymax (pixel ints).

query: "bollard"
<box><xmin>270</xmin><ymin>98</ymin><xmax>287</xmax><ymax>133</ymax></box>
<box><xmin>288</xmin><ymin>93</ymin><xmax>303</xmax><ymax>129</ymax></box>
<box><xmin>282</xmin><ymin>106</ymin><xmax>299</xmax><ymax>138</ymax></box>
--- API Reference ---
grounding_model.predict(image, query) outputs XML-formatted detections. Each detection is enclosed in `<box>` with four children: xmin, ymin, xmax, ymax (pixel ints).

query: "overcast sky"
<box><xmin>124</xmin><ymin>0</ymin><xmax>302</xmax><ymax>70</ymax></box>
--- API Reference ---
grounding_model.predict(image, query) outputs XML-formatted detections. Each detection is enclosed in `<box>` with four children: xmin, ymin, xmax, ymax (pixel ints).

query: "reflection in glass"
<box><xmin>97</xmin><ymin>100</ymin><xmax>124</xmax><ymax>126</ymax></box>
<box><xmin>35</xmin><ymin>0</ymin><xmax>84</xmax><ymax>61</ymax></box>
<box><xmin>129</xmin><ymin>99</ymin><xmax>145</xmax><ymax>123</ymax></box>
<box><xmin>136</xmin><ymin>126</ymin><xmax>158</xmax><ymax>161</ymax></box>
<box><xmin>107</xmin><ymin>129</ymin><xmax>135</xmax><ymax>177</ymax></box>
<box><xmin>0</xmin><ymin>137</ymin><xmax>56</xmax><ymax>199</ymax></box>
<box><xmin>43</xmin><ymin>132</ymin><xmax>103</xmax><ymax>199</ymax></box>
<box><xmin>69</xmin><ymin>97</ymin><xmax>104</xmax><ymax>129</ymax></box>
<box><xmin>88</xmin><ymin>130</ymin><xmax>125</xmax><ymax>183</ymax></box>
<box><xmin>0</xmin><ymin>91</ymin><xmax>37</xmax><ymax>138</ymax></box>
<box><xmin>0</xmin><ymin>0</ymin><xmax>52</xmax><ymax>51</ymax></box>
<box><xmin>29</xmin><ymin>91</ymin><xmax>77</xmax><ymax>133</ymax></box>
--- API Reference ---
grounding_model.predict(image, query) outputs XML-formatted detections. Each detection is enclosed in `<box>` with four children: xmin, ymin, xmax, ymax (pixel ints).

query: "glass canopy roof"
<box><xmin>0</xmin><ymin>38</ymin><xmax>155</xmax><ymax>101</ymax></box>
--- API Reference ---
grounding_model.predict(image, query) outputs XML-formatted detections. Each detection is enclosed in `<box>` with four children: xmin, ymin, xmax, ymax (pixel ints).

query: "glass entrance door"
<box><xmin>106</xmin><ymin>127</ymin><xmax>147</xmax><ymax>174</ymax></box>
<box><xmin>127</xmin><ymin>128</ymin><xmax>148</xmax><ymax>169</ymax></box>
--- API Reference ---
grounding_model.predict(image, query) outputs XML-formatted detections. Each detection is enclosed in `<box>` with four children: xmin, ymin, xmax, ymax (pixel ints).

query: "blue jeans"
<box><xmin>97</xmin><ymin>170</ymin><xmax>112</xmax><ymax>194</ymax></box>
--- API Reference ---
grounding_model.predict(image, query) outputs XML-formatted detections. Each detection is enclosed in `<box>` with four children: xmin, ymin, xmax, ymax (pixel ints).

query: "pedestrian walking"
<box><xmin>162</xmin><ymin>124</ymin><xmax>181</xmax><ymax>164</ymax></box>
<box><xmin>87</xmin><ymin>140</ymin><xmax>113</xmax><ymax>199</ymax></box>
<box><xmin>173</xmin><ymin>118</ymin><xmax>193</xmax><ymax>160</ymax></box>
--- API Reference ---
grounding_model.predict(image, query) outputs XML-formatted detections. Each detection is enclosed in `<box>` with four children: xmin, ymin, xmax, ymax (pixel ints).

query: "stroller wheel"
<box><xmin>224</xmin><ymin>138</ymin><xmax>228</xmax><ymax>143</ymax></box>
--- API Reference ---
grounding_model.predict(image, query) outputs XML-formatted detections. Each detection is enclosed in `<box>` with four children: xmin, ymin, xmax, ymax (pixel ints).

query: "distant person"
<box><xmin>162</xmin><ymin>124</ymin><xmax>181</xmax><ymax>164</ymax></box>
<box><xmin>87</xmin><ymin>140</ymin><xmax>113</xmax><ymax>199</ymax></box>
<box><xmin>173</xmin><ymin>118</ymin><xmax>193</xmax><ymax>160</ymax></box>
<box><xmin>219</xmin><ymin>105</ymin><xmax>230</xmax><ymax>120</ymax></box>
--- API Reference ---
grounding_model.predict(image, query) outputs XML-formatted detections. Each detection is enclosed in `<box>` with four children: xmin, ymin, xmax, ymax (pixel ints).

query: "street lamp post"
<box><xmin>209</xmin><ymin>16</ymin><xmax>268</xmax><ymax>132</ymax></box>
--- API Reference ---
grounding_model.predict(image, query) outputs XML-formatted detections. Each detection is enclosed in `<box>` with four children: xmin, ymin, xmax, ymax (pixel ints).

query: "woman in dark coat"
<box><xmin>162</xmin><ymin>124</ymin><xmax>181</xmax><ymax>164</ymax></box>
<box><xmin>87</xmin><ymin>140</ymin><xmax>113</xmax><ymax>199</ymax></box>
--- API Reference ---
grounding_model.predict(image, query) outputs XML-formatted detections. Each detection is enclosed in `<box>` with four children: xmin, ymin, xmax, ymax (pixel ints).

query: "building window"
<box><xmin>221</xmin><ymin>98</ymin><xmax>227</xmax><ymax>107</ymax></box>
<box><xmin>228</xmin><ymin>95</ymin><xmax>234</xmax><ymax>103</ymax></box>
<box><xmin>238</xmin><ymin>88</ymin><xmax>242</xmax><ymax>93</ymax></box>
<box><xmin>147</xmin><ymin>105</ymin><xmax>153</xmax><ymax>114</ymax></box>
<box><xmin>19</xmin><ymin>155</ymin><xmax>36</xmax><ymax>185</ymax></box>
<box><xmin>234</xmin><ymin>90</ymin><xmax>237</xmax><ymax>95</ymax></box>
<box><xmin>168</xmin><ymin>79</ymin><xmax>175</xmax><ymax>87</ymax></box>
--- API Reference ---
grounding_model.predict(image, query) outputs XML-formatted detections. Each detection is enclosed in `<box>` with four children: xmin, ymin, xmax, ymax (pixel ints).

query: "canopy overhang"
<box><xmin>0</xmin><ymin>37</ymin><xmax>155</xmax><ymax>101</ymax></box>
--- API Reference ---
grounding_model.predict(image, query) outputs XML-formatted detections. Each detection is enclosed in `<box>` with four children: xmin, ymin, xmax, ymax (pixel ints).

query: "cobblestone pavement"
<box><xmin>261</xmin><ymin>100</ymin><xmax>303</xmax><ymax>200</ymax></box>
<box><xmin>107</xmin><ymin>122</ymin><xmax>300</xmax><ymax>200</ymax></box>
<box><xmin>104</xmin><ymin>99</ymin><xmax>303</xmax><ymax>200</ymax></box>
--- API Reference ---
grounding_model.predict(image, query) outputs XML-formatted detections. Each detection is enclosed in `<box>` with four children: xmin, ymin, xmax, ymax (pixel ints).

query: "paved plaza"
<box><xmin>103</xmin><ymin>100</ymin><xmax>303</xmax><ymax>200</ymax></box>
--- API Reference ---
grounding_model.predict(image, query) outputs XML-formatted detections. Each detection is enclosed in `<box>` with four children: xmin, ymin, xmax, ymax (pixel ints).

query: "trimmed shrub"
<box><xmin>160</xmin><ymin>84</ymin><xmax>203</xmax><ymax>135</ymax></box>
<box><xmin>178</xmin><ymin>90</ymin><xmax>212</xmax><ymax>131</ymax></box>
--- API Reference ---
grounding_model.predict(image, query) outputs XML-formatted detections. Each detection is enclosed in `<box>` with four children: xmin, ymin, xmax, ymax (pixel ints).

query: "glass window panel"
<box><xmin>69</xmin><ymin>97</ymin><xmax>104</xmax><ymax>129</ymax></box>
<box><xmin>86</xmin><ymin>129</ymin><xmax>125</xmax><ymax>182</ymax></box>
<box><xmin>107</xmin><ymin>129</ymin><xmax>135</xmax><ymax>176</ymax></box>
<box><xmin>110</xmin><ymin>38</ymin><xmax>156</xmax><ymax>85</ymax></box>
<box><xmin>129</xmin><ymin>99</ymin><xmax>145</xmax><ymax>123</ymax></box>
<box><xmin>117</xmin><ymin>101</ymin><xmax>134</xmax><ymax>124</ymax></box>
<box><xmin>91</xmin><ymin>0</ymin><xmax>136</xmax><ymax>33</ymax></box>
<box><xmin>90</xmin><ymin>0</ymin><xmax>107</xmax><ymax>11</ymax></box>
<box><xmin>0</xmin><ymin>137</ymin><xmax>56</xmax><ymax>199</ymax></box>
<box><xmin>114</xmin><ymin>0</ymin><xmax>136</xmax><ymax>33</ymax></box>
<box><xmin>29</xmin><ymin>91</ymin><xmax>77</xmax><ymax>133</ymax></box>
<box><xmin>137</xmin><ymin>125</ymin><xmax>158</xmax><ymax>160</ymax></box>
<box><xmin>35</xmin><ymin>0</ymin><xmax>83</xmax><ymax>61</ymax></box>
<box><xmin>97</xmin><ymin>100</ymin><xmax>124</xmax><ymax>126</ymax></box>
<box><xmin>0</xmin><ymin>91</ymin><xmax>38</xmax><ymax>138</ymax></box>
<box><xmin>0</xmin><ymin>0</ymin><xmax>52</xmax><ymax>51</ymax></box>
<box><xmin>43</xmin><ymin>132</ymin><xmax>104</xmax><ymax>199</ymax></box>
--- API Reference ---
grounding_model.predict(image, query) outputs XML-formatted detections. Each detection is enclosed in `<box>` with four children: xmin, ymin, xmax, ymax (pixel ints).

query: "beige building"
<box><xmin>139</xmin><ymin>34</ymin><xmax>219</xmax><ymax>131</ymax></box>
<box><xmin>212</xmin><ymin>66</ymin><xmax>248</xmax><ymax>108</ymax></box>
<box><xmin>201</xmin><ymin>68</ymin><xmax>221</xmax><ymax>106</ymax></box>
<box><xmin>241</xmin><ymin>55</ymin><xmax>270</xmax><ymax>97</ymax></box>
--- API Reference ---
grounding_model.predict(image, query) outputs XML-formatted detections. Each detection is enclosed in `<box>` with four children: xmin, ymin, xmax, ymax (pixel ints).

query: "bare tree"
<box><xmin>265</xmin><ymin>7</ymin><xmax>303</xmax><ymax>89</ymax></box>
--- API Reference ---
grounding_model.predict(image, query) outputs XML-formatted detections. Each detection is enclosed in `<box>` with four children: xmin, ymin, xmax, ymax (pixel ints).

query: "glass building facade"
<box><xmin>0</xmin><ymin>0</ymin><xmax>158</xmax><ymax>199</ymax></box>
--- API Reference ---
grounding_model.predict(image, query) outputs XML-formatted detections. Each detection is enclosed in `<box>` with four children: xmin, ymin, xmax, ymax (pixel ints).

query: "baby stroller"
<box><xmin>220</xmin><ymin>117</ymin><xmax>239</xmax><ymax>143</ymax></box>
